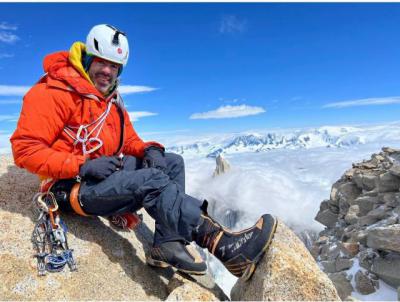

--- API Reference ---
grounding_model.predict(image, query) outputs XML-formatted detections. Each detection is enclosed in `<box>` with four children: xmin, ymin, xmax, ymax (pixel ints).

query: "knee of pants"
<box><xmin>133</xmin><ymin>168</ymin><xmax>171</xmax><ymax>202</ymax></box>
<box><xmin>166</xmin><ymin>152</ymin><xmax>185</xmax><ymax>169</ymax></box>
<box><xmin>122</xmin><ymin>155</ymin><xmax>140</xmax><ymax>171</ymax></box>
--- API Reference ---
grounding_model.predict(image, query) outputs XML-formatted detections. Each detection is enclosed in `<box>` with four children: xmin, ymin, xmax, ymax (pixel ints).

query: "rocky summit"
<box><xmin>0</xmin><ymin>154</ymin><xmax>339</xmax><ymax>301</ymax></box>
<box><xmin>231</xmin><ymin>220</ymin><xmax>339</xmax><ymax>301</ymax></box>
<box><xmin>314</xmin><ymin>147</ymin><xmax>400</xmax><ymax>300</ymax></box>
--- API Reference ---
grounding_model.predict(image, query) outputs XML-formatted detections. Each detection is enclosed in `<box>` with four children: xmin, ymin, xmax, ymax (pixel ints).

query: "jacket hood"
<box><xmin>42</xmin><ymin>42</ymin><xmax>104</xmax><ymax>98</ymax></box>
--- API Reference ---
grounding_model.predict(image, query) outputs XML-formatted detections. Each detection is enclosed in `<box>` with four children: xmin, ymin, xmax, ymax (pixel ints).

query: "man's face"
<box><xmin>88</xmin><ymin>57</ymin><xmax>121</xmax><ymax>94</ymax></box>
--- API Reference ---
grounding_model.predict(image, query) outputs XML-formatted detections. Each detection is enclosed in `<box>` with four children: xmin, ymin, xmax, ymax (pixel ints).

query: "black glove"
<box><xmin>79</xmin><ymin>156</ymin><xmax>122</xmax><ymax>180</ymax></box>
<box><xmin>143</xmin><ymin>146</ymin><xmax>167</xmax><ymax>172</ymax></box>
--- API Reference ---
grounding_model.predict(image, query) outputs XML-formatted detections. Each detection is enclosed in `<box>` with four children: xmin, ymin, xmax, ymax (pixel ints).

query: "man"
<box><xmin>10</xmin><ymin>24</ymin><xmax>277</xmax><ymax>280</ymax></box>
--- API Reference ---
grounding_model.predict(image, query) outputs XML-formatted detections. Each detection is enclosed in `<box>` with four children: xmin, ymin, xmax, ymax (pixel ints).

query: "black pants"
<box><xmin>79</xmin><ymin>154</ymin><xmax>203</xmax><ymax>246</ymax></box>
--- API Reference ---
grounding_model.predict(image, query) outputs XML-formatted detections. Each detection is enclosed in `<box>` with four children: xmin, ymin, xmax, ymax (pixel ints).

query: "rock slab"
<box><xmin>231</xmin><ymin>221</ymin><xmax>340</xmax><ymax>301</ymax></box>
<box><xmin>0</xmin><ymin>156</ymin><xmax>224</xmax><ymax>301</ymax></box>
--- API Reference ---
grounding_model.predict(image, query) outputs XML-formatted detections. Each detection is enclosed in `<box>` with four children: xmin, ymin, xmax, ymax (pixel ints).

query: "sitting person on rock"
<box><xmin>10</xmin><ymin>24</ymin><xmax>277</xmax><ymax>280</ymax></box>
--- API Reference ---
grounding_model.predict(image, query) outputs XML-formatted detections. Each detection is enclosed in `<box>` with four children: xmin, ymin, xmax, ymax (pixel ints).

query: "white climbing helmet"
<box><xmin>86</xmin><ymin>24</ymin><xmax>129</xmax><ymax>66</ymax></box>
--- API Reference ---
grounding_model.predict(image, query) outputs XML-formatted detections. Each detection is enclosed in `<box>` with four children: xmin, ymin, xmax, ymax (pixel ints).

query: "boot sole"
<box><xmin>241</xmin><ymin>215</ymin><xmax>278</xmax><ymax>281</ymax></box>
<box><xmin>146</xmin><ymin>256</ymin><xmax>207</xmax><ymax>275</ymax></box>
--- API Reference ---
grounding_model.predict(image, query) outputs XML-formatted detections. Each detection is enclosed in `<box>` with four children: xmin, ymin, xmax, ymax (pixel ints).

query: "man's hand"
<box><xmin>79</xmin><ymin>156</ymin><xmax>122</xmax><ymax>180</ymax></box>
<box><xmin>143</xmin><ymin>146</ymin><xmax>167</xmax><ymax>172</ymax></box>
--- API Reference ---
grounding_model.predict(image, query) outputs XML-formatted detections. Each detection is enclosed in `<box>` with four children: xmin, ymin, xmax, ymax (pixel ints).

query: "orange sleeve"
<box><xmin>10</xmin><ymin>84</ymin><xmax>87</xmax><ymax>179</ymax></box>
<box><xmin>122</xmin><ymin>109</ymin><xmax>164</xmax><ymax>158</ymax></box>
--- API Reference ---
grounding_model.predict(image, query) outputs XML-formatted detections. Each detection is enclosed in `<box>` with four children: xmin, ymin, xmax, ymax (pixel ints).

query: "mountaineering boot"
<box><xmin>193</xmin><ymin>212</ymin><xmax>278</xmax><ymax>281</ymax></box>
<box><xmin>146</xmin><ymin>241</ymin><xmax>207</xmax><ymax>275</ymax></box>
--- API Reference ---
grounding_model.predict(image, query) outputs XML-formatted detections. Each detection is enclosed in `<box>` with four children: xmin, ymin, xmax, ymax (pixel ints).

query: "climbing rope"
<box><xmin>63</xmin><ymin>99</ymin><xmax>114</xmax><ymax>155</ymax></box>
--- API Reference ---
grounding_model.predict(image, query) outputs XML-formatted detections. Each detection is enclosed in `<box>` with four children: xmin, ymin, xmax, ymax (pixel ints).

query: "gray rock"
<box><xmin>339</xmin><ymin>199</ymin><xmax>351</xmax><ymax>216</ymax></box>
<box><xmin>320</xmin><ymin>200</ymin><xmax>330</xmax><ymax>211</ymax></box>
<box><xmin>358</xmin><ymin>206</ymin><xmax>388</xmax><ymax>226</ymax></box>
<box><xmin>336</xmin><ymin>258</ymin><xmax>353</xmax><ymax>272</ymax></box>
<box><xmin>329</xmin><ymin>203</ymin><xmax>340</xmax><ymax>214</ymax></box>
<box><xmin>345</xmin><ymin>205</ymin><xmax>360</xmax><ymax>225</ymax></box>
<box><xmin>330</xmin><ymin>186</ymin><xmax>340</xmax><ymax>206</ymax></box>
<box><xmin>366</xmin><ymin>224</ymin><xmax>400</xmax><ymax>253</ymax></box>
<box><xmin>355</xmin><ymin>270</ymin><xmax>378</xmax><ymax>295</ymax></box>
<box><xmin>345</xmin><ymin>168</ymin><xmax>356</xmax><ymax>179</ymax></box>
<box><xmin>321</xmin><ymin>242</ymin><xmax>340</xmax><ymax>260</ymax></box>
<box><xmin>389</xmin><ymin>164</ymin><xmax>400</xmax><ymax>177</ymax></box>
<box><xmin>367</xmin><ymin>206</ymin><xmax>388</xmax><ymax>219</ymax></box>
<box><xmin>352</xmin><ymin>196</ymin><xmax>378</xmax><ymax>216</ymax></box>
<box><xmin>362</xmin><ymin>174</ymin><xmax>378</xmax><ymax>191</ymax></box>
<box><xmin>370</xmin><ymin>254</ymin><xmax>400</xmax><ymax>288</ymax></box>
<box><xmin>362</xmin><ymin>190</ymin><xmax>379</xmax><ymax>197</ymax></box>
<box><xmin>386</xmin><ymin>215</ymin><xmax>399</xmax><ymax>225</ymax></box>
<box><xmin>373</xmin><ymin>154</ymin><xmax>385</xmax><ymax>162</ymax></box>
<box><xmin>382</xmin><ymin>193</ymin><xmax>400</xmax><ymax>208</ymax></box>
<box><xmin>353</xmin><ymin>172</ymin><xmax>363</xmax><ymax>189</ymax></box>
<box><xmin>377</xmin><ymin>172</ymin><xmax>400</xmax><ymax>193</ymax></box>
<box><xmin>315</xmin><ymin>209</ymin><xmax>338</xmax><ymax>228</ymax></box>
<box><xmin>339</xmin><ymin>242</ymin><xmax>359</xmax><ymax>258</ymax></box>
<box><xmin>358</xmin><ymin>215</ymin><xmax>381</xmax><ymax>227</ymax></box>
<box><xmin>213</xmin><ymin>154</ymin><xmax>231</xmax><ymax>177</ymax></box>
<box><xmin>321</xmin><ymin>260</ymin><xmax>337</xmax><ymax>273</ymax></box>
<box><xmin>338</xmin><ymin>183</ymin><xmax>362</xmax><ymax>206</ymax></box>
<box><xmin>398</xmin><ymin>286</ymin><xmax>400</xmax><ymax>301</ymax></box>
<box><xmin>328</xmin><ymin>272</ymin><xmax>354</xmax><ymax>300</ymax></box>
<box><xmin>310</xmin><ymin>244</ymin><xmax>321</xmax><ymax>260</ymax></box>
<box><xmin>353</xmin><ymin>161</ymin><xmax>377</xmax><ymax>170</ymax></box>
<box><xmin>382</xmin><ymin>146</ymin><xmax>400</xmax><ymax>154</ymax></box>
<box><xmin>358</xmin><ymin>249</ymin><xmax>378</xmax><ymax>271</ymax></box>
<box><xmin>349</xmin><ymin>230</ymin><xmax>368</xmax><ymax>246</ymax></box>
<box><xmin>316</xmin><ymin>235</ymin><xmax>329</xmax><ymax>245</ymax></box>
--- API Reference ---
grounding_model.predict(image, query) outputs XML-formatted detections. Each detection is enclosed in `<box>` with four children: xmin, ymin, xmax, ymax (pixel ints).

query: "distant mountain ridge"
<box><xmin>167</xmin><ymin>124</ymin><xmax>400</xmax><ymax>158</ymax></box>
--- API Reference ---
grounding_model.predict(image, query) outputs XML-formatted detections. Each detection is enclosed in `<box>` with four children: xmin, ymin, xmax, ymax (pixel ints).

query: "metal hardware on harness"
<box><xmin>63</xmin><ymin>98</ymin><xmax>114</xmax><ymax>155</ymax></box>
<box><xmin>31</xmin><ymin>192</ymin><xmax>77</xmax><ymax>276</ymax></box>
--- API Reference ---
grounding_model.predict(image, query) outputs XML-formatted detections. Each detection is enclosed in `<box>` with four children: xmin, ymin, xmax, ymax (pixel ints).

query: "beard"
<box><xmin>93</xmin><ymin>72</ymin><xmax>115</xmax><ymax>94</ymax></box>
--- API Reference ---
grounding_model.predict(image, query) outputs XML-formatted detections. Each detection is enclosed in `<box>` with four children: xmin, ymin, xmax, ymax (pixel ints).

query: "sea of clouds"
<box><xmin>181</xmin><ymin>140</ymin><xmax>400</xmax><ymax>299</ymax></box>
<box><xmin>2</xmin><ymin>123</ymin><xmax>400</xmax><ymax>299</ymax></box>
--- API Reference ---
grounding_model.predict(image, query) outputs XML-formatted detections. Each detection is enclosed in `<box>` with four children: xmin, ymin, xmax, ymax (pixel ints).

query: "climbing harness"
<box><xmin>31</xmin><ymin>190</ymin><xmax>77</xmax><ymax>275</ymax></box>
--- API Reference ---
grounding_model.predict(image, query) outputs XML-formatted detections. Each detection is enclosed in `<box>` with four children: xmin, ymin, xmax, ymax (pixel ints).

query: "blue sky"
<box><xmin>1</xmin><ymin>3</ymin><xmax>400</xmax><ymax>139</ymax></box>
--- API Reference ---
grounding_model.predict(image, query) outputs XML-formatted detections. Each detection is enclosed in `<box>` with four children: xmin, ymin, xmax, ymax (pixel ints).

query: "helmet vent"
<box><xmin>93</xmin><ymin>38</ymin><xmax>99</xmax><ymax>51</ymax></box>
<box><xmin>112</xmin><ymin>32</ymin><xmax>120</xmax><ymax>46</ymax></box>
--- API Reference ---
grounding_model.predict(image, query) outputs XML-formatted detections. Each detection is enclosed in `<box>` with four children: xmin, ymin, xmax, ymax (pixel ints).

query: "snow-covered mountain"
<box><xmin>166</xmin><ymin>123</ymin><xmax>400</xmax><ymax>158</ymax></box>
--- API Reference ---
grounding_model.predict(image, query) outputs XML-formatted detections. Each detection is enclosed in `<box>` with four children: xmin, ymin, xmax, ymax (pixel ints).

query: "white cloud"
<box><xmin>119</xmin><ymin>85</ymin><xmax>157</xmax><ymax>95</ymax></box>
<box><xmin>0</xmin><ymin>99</ymin><xmax>22</xmax><ymax>104</ymax></box>
<box><xmin>0</xmin><ymin>53</ymin><xmax>14</xmax><ymax>59</ymax></box>
<box><xmin>291</xmin><ymin>96</ymin><xmax>303</xmax><ymax>102</ymax></box>
<box><xmin>0</xmin><ymin>22</ymin><xmax>19</xmax><ymax>59</ymax></box>
<box><xmin>0</xmin><ymin>114</ymin><xmax>18</xmax><ymax>122</ymax></box>
<box><xmin>0</xmin><ymin>22</ymin><xmax>17</xmax><ymax>31</ymax></box>
<box><xmin>128</xmin><ymin>111</ymin><xmax>158</xmax><ymax>122</ymax></box>
<box><xmin>0</xmin><ymin>85</ymin><xmax>30</xmax><ymax>96</ymax></box>
<box><xmin>0</xmin><ymin>32</ymin><xmax>19</xmax><ymax>44</ymax></box>
<box><xmin>323</xmin><ymin>96</ymin><xmax>400</xmax><ymax>109</ymax></box>
<box><xmin>0</xmin><ymin>132</ymin><xmax>12</xmax><ymax>154</ymax></box>
<box><xmin>219</xmin><ymin>15</ymin><xmax>247</xmax><ymax>34</ymax></box>
<box><xmin>190</xmin><ymin>104</ymin><xmax>266</xmax><ymax>120</ymax></box>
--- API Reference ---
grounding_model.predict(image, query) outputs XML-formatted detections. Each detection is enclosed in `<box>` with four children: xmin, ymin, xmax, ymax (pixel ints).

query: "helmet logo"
<box><xmin>117</xmin><ymin>48</ymin><xmax>122</xmax><ymax>54</ymax></box>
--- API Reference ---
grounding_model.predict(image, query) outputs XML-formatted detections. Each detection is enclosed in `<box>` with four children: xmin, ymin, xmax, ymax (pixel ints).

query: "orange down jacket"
<box><xmin>10</xmin><ymin>46</ymin><xmax>163</xmax><ymax>180</ymax></box>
